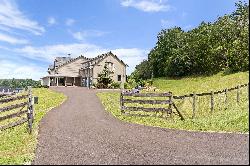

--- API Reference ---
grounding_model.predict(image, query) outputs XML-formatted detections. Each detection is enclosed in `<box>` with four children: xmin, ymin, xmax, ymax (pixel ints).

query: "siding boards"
<box><xmin>57</xmin><ymin>58</ymin><xmax>87</xmax><ymax>77</ymax></box>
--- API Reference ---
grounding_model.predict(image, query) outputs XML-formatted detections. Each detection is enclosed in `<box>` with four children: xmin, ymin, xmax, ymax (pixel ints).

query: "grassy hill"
<box><xmin>97</xmin><ymin>71</ymin><xmax>249</xmax><ymax>133</ymax></box>
<box><xmin>152</xmin><ymin>72</ymin><xmax>249</xmax><ymax>95</ymax></box>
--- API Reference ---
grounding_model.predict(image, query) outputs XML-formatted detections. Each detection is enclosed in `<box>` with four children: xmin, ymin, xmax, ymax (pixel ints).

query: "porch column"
<box><xmin>48</xmin><ymin>77</ymin><xmax>50</xmax><ymax>86</ymax></box>
<box><xmin>56</xmin><ymin>77</ymin><xmax>58</xmax><ymax>86</ymax></box>
<box><xmin>73</xmin><ymin>77</ymin><xmax>75</xmax><ymax>86</ymax></box>
<box><xmin>65</xmin><ymin>77</ymin><xmax>67</xmax><ymax>87</ymax></box>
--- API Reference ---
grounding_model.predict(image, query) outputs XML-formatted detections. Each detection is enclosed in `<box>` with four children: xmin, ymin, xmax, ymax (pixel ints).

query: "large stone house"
<box><xmin>41</xmin><ymin>51</ymin><xmax>127</xmax><ymax>87</ymax></box>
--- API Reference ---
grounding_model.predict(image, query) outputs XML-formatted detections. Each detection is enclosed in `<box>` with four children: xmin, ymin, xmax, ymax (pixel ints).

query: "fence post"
<box><xmin>169</xmin><ymin>92</ymin><xmax>173</xmax><ymax>118</ymax></box>
<box><xmin>211</xmin><ymin>91</ymin><xmax>214</xmax><ymax>114</ymax></box>
<box><xmin>225</xmin><ymin>88</ymin><xmax>228</xmax><ymax>109</ymax></box>
<box><xmin>27</xmin><ymin>86</ymin><xmax>33</xmax><ymax>134</ymax></box>
<box><xmin>237</xmin><ymin>85</ymin><xmax>240</xmax><ymax>103</ymax></box>
<box><xmin>192</xmin><ymin>92</ymin><xmax>196</xmax><ymax>118</ymax></box>
<box><xmin>247</xmin><ymin>83</ymin><xmax>249</xmax><ymax>107</ymax></box>
<box><xmin>120</xmin><ymin>92</ymin><xmax>124</xmax><ymax>114</ymax></box>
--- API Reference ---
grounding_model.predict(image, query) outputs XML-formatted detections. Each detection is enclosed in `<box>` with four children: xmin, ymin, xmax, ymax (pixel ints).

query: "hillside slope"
<box><xmin>98</xmin><ymin>72</ymin><xmax>249</xmax><ymax>133</ymax></box>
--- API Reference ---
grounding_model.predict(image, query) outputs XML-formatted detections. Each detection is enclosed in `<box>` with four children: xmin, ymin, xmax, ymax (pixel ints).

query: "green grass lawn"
<box><xmin>0</xmin><ymin>88</ymin><xmax>66</xmax><ymax>165</ymax></box>
<box><xmin>152</xmin><ymin>72</ymin><xmax>249</xmax><ymax>94</ymax></box>
<box><xmin>97</xmin><ymin>71</ymin><xmax>249</xmax><ymax>134</ymax></box>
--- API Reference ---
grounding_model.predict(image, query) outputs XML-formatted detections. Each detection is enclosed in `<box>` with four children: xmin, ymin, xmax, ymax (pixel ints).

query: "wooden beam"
<box><xmin>0</xmin><ymin>118</ymin><xmax>28</xmax><ymax>131</ymax></box>
<box><xmin>0</xmin><ymin>109</ymin><xmax>28</xmax><ymax>121</ymax></box>
<box><xmin>123</xmin><ymin>99</ymin><xmax>172</xmax><ymax>104</ymax></box>
<box><xmin>122</xmin><ymin>92</ymin><xmax>172</xmax><ymax>97</ymax></box>
<box><xmin>0</xmin><ymin>102</ymin><xmax>28</xmax><ymax>113</ymax></box>
<box><xmin>122</xmin><ymin>106</ymin><xmax>171</xmax><ymax>112</ymax></box>
<box><xmin>0</xmin><ymin>94</ymin><xmax>28</xmax><ymax>103</ymax></box>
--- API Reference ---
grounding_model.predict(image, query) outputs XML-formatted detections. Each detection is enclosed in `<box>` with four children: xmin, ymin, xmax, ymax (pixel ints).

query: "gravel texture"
<box><xmin>33</xmin><ymin>87</ymin><xmax>249</xmax><ymax>165</ymax></box>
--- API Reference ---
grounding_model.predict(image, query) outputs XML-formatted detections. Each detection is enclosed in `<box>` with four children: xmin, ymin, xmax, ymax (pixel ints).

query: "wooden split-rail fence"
<box><xmin>0</xmin><ymin>87</ymin><xmax>38</xmax><ymax>133</ymax></box>
<box><xmin>120</xmin><ymin>92</ymin><xmax>184</xmax><ymax>120</ymax></box>
<box><xmin>173</xmin><ymin>83</ymin><xmax>249</xmax><ymax>118</ymax></box>
<box><xmin>120</xmin><ymin>83</ymin><xmax>249</xmax><ymax>120</ymax></box>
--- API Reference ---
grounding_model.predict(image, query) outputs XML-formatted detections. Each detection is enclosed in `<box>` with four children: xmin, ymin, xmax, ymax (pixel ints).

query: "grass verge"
<box><xmin>0</xmin><ymin>88</ymin><xmax>66</xmax><ymax>165</ymax></box>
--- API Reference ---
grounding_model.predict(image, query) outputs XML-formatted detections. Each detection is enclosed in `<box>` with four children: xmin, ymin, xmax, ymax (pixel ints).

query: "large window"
<box><xmin>118</xmin><ymin>75</ymin><xmax>121</xmax><ymax>81</ymax></box>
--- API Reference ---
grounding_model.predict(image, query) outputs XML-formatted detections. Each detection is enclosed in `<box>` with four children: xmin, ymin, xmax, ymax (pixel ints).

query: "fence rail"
<box><xmin>0</xmin><ymin>94</ymin><xmax>28</xmax><ymax>103</ymax></box>
<box><xmin>0</xmin><ymin>102</ymin><xmax>28</xmax><ymax>113</ymax></box>
<box><xmin>173</xmin><ymin>83</ymin><xmax>249</xmax><ymax>99</ymax></box>
<box><xmin>120</xmin><ymin>83</ymin><xmax>248</xmax><ymax>120</ymax></box>
<box><xmin>120</xmin><ymin>92</ymin><xmax>184</xmax><ymax>120</ymax></box>
<box><xmin>172</xmin><ymin>83</ymin><xmax>249</xmax><ymax>118</ymax></box>
<box><xmin>122</xmin><ymin>92</ymin><xmax>172</xmax><ymax>97</ymax></box>
<box><xmin>0</xmin><ymin>87</ymin><xmax>38</xmax><ymax>133</ymax></box>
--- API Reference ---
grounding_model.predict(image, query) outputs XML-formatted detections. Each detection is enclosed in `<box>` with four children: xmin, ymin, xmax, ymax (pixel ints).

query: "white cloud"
<box><xmin>112</xmin><ymin>48</ymin><xmax>148</xmax><ymax>74</ymax></box>
<box><xmin>121</xmin><ymin>0</ymin><xmax>171</xmax><ymax>12</ymax></box>
<box><xmin>15</xmin><ymin>43</ymin><xmax>148</xmax><ymax>75</ymax></box>
<box><xmin>0</xmin><ymin>60</ymin><xmax>46</xmax><ymax>80</ymax></box>
<box><xmin>72</xmin><ymin>32</ymin><xmax>84</xmax><ymax>41</ymax></box>
<box><xmin>0</xmin><ymin>32</ymin><xmax>28</xmax><ymax>44</ymax></box>
<box><xmin>65</xmin><ymin>18</ymin><xmax>75</xmax><ymax>26</ymax></box>
<box><xmin>48</xmin><ymin>17</ymin><xmax>57</xmax><ymax>25</ymax></box>
<box><xmin>0</xmin><ymin>0</ymin><xmax>45</xmax><ymax>35</ymax></box>
<box><xmin>71</xmin><ymin>30</ymin><xmax>109</xmax><ymax>41</ymax></box>
<box><xmin>16</xmin><ymin>43</ymin><xmax>107</xmax><ymax>62</ymax></box>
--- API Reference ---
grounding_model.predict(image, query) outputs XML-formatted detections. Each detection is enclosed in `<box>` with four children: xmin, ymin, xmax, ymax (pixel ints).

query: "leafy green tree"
<box><xmin>132</xmin><ymin>1</ymin><xmax>248</xmax><ymax>79</ymax></box>
<box><xmin>96</xmin><ymin>64</ymin><xmax>113</xmax><ymax>88</ymax></box>
<box><xmin>131</xmin><ymin>60</ymin><xmax>152</xmax><ymax>81</ymax></box>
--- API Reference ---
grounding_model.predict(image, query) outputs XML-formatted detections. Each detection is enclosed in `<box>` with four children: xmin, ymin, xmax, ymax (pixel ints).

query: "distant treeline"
<box><xmin>0</xmin><ymin>79</ymin><xmax>41</xmax><ymax>89</ymax></box>
<box><xmin>132</xmin><ymin>1</ymin><xmax>249</xmax><ymax>81</ymax></box>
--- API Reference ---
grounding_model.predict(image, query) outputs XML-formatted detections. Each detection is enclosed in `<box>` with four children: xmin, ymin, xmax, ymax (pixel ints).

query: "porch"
<box><xmin>41</xmin><ymin>75</ymin><xmax>82</xmax><ymax>87</ymax></box>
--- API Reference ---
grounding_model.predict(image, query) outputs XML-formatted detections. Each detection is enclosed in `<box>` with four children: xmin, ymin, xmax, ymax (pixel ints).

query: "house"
<box><xmin>41</xmin><ymin>51</ymin><xmax>127</xmax><ymax>87</ymax></box>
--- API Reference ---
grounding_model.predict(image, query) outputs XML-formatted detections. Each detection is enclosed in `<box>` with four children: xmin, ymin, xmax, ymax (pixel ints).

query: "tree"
<box><xmin>130</xmin><ymin>59</ymin><xmax>152</xmax><ymax>81</ymax></box>
<box><xmin>96</xmin><ymin>64</ymin><xmax>113</xmax><ymax>88</ymax></box>
<box><xmin>132</xmin><ymin>1</ymin><xmax>249</xmax><ymax>78</ymax></box>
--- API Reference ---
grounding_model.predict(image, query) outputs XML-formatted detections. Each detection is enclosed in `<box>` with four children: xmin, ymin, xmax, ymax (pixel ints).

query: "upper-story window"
<box><xmin>105</xmin><ymin>62</ymin><xmax>114</xmax><ymax>72</ymax></box>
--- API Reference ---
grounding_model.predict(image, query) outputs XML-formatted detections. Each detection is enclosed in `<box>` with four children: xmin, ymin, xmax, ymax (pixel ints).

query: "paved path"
<box><xmin>33</xmin><ymin>87</ymin><xmax>249</xmax><ymax>165</ymax></box>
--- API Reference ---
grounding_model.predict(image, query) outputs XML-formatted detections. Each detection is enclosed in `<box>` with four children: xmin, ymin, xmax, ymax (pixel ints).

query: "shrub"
<box><xmin>96</xmin><ymin>64</ymin><xmax>113</xmax><ymax>89</ymax></box>
<box><xmin>110</xmin><ymin>82</ymin><xmax>121</xmax><ymax>89</ymax></box>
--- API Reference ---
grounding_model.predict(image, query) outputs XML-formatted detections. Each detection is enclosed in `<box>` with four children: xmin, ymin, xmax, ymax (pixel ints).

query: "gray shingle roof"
<box><xmin>55</xmin><ymin>57</ymin><xmax>73</xmax><ymax>67</ymax></box>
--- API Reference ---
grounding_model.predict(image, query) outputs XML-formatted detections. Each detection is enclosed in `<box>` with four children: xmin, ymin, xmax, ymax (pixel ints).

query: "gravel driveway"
<box><xmin>33</xmin><ymin>87</ymin><xmax>249</xmax><ymax>165</ymax></box>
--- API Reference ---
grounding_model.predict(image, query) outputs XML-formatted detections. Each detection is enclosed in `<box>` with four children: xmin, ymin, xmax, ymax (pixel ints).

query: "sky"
<box><xmin>0</xmin><ymin>0</ymin><xmax>244</xmax><ymax>80</ymax></box>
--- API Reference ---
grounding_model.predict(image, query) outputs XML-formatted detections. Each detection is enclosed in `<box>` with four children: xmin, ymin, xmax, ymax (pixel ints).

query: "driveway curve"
<box><xmin>33</xmin><ymin>87</ymin><xmax>249</xmax><ymax>165</ymax></box>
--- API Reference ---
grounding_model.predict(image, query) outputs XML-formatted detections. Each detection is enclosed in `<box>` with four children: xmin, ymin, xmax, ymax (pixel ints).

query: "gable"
<box><xmin>94</xmin><ymin>52</ymin><xmax>127</xmax><ymax>67</ymax></box>
<box><xmin>56</xmin><ymin>57</ymin><xmax>88</xmax><ymax>77</ymax></box>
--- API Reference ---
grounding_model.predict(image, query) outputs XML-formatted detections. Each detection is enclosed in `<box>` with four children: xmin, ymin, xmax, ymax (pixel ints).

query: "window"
<box><xmin>118</xmin><ymin>75</ymin><xmax>121</xmax><ymax>81</ymax></box>
<box><xmin>105</xmin><ymin>62</ymin><xmax>114</xmax><ymax>72</ymax></box>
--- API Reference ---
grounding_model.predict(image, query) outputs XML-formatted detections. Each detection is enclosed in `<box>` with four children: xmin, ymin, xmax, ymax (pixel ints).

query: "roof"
<box><xmin>56</xmin><ymin>55</ymin><xmax>91</xmax><ymax>69</ymax></box>
<box><xmin>81</xmin><ymin>51</ymin><xmax>128</xmax><ymax>68</ymax></box>
<box><xmin>48</xmin><ymin>55</ymin><xmax>91</xmax><ymax>72</ymax></box>
<box><xmin>41</xmin><ymin>74</ymin><xmax>78</xmax><ymax>78</ymax></box>
<box><xmin>48</xmin><ymin>64</ymin><xmax>54</xmax><ymax>70</ymax></box>
<box><xmin>55</xmin><ymin>57</ymin><xmax>73</xmax><ymax>67</ymax></box>
<box><xmin>47</xmin><ymin>51</ymin><xmax>128</xmax><ymax>73</ymax></box>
